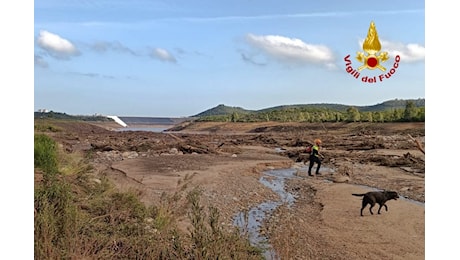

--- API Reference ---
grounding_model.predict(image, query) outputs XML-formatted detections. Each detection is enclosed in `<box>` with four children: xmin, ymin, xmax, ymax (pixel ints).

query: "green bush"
<box><xmin>34</xmin><ymin>134</ymin><xmax>58</xmax><ymax>175</ymax></box>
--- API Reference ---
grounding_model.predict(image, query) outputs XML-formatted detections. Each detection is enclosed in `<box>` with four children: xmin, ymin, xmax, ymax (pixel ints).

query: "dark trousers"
<box><xmin>308</xmin><ymin>156</ymin><xmax>321</xmax><ymax>175</ymax></box>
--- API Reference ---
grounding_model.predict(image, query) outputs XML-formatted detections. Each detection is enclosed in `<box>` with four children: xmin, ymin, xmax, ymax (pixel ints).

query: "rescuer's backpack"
<box><xmin>305</xmin><ymin>145</ymin><xmax>312</xmax><ymax>154</ymax></box>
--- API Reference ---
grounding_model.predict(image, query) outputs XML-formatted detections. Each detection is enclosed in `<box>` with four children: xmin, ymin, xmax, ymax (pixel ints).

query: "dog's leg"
<box><xmin>377</xmin><ymin>203</ymin><xmax>389</xmax><ymax>214</ymax></box>
<box><xmin>369</xmin><ymin>202</ymin><xmax>375</xmax><ymax>215</ymax></box>
<box><xmin>360</xmin><ymin>200</ymin><xmax>369</xmax><ymax>216</ymax></box>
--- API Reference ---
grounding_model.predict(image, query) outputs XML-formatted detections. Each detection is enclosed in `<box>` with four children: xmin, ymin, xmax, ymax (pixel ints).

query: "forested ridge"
<box><xmin>196</xmin><ymin>98</ymin><xmax>425</xmax><ymax>123</ymax></box>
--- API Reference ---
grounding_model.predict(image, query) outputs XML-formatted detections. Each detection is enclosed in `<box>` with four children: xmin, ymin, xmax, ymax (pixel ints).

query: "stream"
<box><xmin>233</xmin><ymin>165</ymin><xmax>332</xmax><ymax>259</ymax></box>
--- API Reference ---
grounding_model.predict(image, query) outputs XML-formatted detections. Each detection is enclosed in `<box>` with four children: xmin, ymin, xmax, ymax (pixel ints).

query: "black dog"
<box><xmin>352</xmin><ymin>191</ymin><xmax>399</xmax><ymax>216</ymax></box>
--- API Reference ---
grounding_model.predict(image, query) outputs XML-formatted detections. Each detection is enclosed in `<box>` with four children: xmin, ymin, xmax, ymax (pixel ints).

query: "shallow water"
<box><xmin>233</xmin><ymin>202</ymin><xmax>280</xmax><ymax>259</ymax></box>
<box><xmin>233</xmin><ymin>166</ymin><xmax>312</xmax><ymax>259</ymax></box>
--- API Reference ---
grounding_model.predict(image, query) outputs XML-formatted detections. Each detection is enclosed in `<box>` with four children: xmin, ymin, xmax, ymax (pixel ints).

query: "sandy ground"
<box><xmin>44</xmin><ymin>120</ymin><xmax>425</xmax><ymax>259</ymax></box>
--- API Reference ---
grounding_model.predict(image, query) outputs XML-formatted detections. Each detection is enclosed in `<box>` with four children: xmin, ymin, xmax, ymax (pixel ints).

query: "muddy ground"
<box><xmin>42</xmin><ymin>120</ymin><xmax>425</xmax><ymax>259</ymax></box>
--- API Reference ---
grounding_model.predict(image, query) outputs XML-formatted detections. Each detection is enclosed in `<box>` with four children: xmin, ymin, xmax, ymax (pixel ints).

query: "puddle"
<box><xmin>233</xmin><ymin>202</ymin><xmax>280</xmax><ymax>259</ymax></box>
<box><xmin>260</xmin><ymin>168</ymin><xmax>298</xmax><ymax>206</ymax></box>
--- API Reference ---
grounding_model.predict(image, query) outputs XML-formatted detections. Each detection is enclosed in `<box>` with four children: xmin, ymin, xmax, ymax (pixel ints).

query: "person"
<box><xmin>308</xmin><ymin>139</ymin><xmax>323</xmax><ymax>176</ymax></box>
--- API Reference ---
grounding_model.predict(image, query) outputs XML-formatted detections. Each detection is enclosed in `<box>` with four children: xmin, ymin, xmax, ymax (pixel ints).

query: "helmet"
<box><xmin>314</xmin><ymin>139</ymin><xmax>322</xmax><ymax>145</ymax></box>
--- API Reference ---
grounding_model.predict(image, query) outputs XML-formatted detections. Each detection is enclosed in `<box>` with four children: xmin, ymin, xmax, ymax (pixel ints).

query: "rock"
<box><xmin>91</xmin><ymin>178</ymin><xmax>101</xmax><ymax>184</ymax></box>
<box><xmin>333</xmin><ymin>176</ymin><xmax>350</xmax><ymax>183</ymax></box>
<box><xmin>122</xmin><ymin>151</ymin><xmax>139</xmax><ymax>159</ymax></box>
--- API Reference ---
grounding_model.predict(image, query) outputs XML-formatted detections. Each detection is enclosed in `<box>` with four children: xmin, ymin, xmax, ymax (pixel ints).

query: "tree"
<box><xmin>364</xmin><ymin>112</ymin><xmax>373</xmax><ymax>122</ymax></box>
<box><xmin>346</xmin><ymin>107</ymin><xmax>360</xmax><ymax>122</ymax></box>
<box><xmin>231</xmin><ymin>112</ymin><xmax>239</xmax><ymax>122</ymax></box>
<box><xmin>403</xmin><ymin>101</ymin><xmax>417</xmax><ymax>121</ymax></box>
<box><xmin>376</xmin><ymin>112</ymin><xmax>385</xmax><ymax>122</ymax></box>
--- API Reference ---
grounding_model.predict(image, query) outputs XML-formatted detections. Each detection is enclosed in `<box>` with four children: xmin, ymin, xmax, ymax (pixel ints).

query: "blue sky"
<box><xmin>34</xmin><ymin>0</ymin><xmax>425</xmax><ymax>117</ymax></box>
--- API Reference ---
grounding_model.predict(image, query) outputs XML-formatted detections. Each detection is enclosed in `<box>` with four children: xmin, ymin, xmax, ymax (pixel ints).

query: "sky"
<box><xmin>33</xmin><ymin>0</ymin><xmax>426</xmax><ymax>117</ymax></box>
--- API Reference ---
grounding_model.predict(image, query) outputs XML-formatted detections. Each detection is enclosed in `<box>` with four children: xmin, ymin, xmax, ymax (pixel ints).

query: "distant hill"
<box><xmin>34</xmin><ymin>111</ymin><xmax>113</xmax><ymax>121</ymax></box>
<box><xmin>193</xmin><ymin>104</ymin><xmax>254</xmax><ymax>117</ymax></box>
<box><xmin>359</xmin><ymin>98</ymin><xmax>425</xmax><ymax>112</ymax></box>
<box><xmin>195</xmin><ymin>98</ymin><xmax>425</xmax><ymax>116</ymax></box>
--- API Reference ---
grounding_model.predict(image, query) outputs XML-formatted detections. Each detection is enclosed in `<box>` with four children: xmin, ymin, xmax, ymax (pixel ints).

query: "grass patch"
<box><xmin>34</xmin><ymin>134</ymin><xmax>59</xmax><ymax>176</ymax></box>
<box><xmin>34</xmin><ymin>121</ymin><xmax>62</xmax><ymax>132</ymax></box>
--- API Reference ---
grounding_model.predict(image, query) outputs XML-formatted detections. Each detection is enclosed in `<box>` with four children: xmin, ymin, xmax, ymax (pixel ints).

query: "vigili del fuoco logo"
<box><xmin>344</xmin><ymin>21</ymin><xmax>400</xmax><ymax>83</ymax></box>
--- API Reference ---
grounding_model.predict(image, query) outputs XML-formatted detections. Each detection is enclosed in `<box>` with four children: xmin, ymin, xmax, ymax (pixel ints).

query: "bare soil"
<box><xmin>45</xmin><ymin>120</ymin><xmax>425</xmax><ymax>259</ymax></box>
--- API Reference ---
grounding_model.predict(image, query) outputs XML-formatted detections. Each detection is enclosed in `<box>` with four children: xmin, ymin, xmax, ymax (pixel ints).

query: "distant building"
<box><xmin>37</xmin><ymin>109</ymin><xmax>50</xmax><ymax>113</ymax></box>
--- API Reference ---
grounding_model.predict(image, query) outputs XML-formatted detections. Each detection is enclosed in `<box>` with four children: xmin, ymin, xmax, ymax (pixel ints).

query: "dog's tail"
<box><xmin>352</xmin><ymin>193</ymin><xmax>365</xmax><ymax>197</ymax></box>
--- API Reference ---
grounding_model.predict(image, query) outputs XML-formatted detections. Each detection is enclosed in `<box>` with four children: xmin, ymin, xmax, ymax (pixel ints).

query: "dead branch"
<box><xmin>167</xmin><ymin>133</ymin><xmax>184</xmax><ymax>142</ymax></box>
<box><xmin>408</xmin><ymin>134</ymin><xmax>425</xmax><ymax>154</ymax></box>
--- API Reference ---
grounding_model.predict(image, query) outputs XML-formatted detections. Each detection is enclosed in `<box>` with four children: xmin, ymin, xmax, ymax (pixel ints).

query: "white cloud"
<box><xmin>358</xmin><ymin>39</ymin><xmax>425</xmax><ymax>63</ymax></box>
<box><xmin>150</xmin><ymin>48</ymin><xmax>177</xmax><ymax>63</ymax></box>
<box><xmin>245</xmin><ymin>33</ymin><xmax>336</xmax><ymax>68</ymax></box>
<box><xmin>37</xmin><ymin>30</ymin><xmax>80</xmax><ymax>59</ymax></box>
<box><xmin>382</xmin><ymin>41</ymin><xmax>425</xmax><ymax>63</ymax></box>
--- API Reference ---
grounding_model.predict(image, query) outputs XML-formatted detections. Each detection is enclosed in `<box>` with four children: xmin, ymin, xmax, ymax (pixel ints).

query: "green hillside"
<box><xmin>193</xmin><ymin>104</ymin><xmax>254</xmax><ymax>117</ymax></box>
<box><xmin>194</xmin><ymin>98</ymin><xmax>425</xmax><ymax>123</ymax></box>
<box><xmin>197</xmin><ymin>98</ymin><xmax>425</xmax><ymax>116</ymax></box>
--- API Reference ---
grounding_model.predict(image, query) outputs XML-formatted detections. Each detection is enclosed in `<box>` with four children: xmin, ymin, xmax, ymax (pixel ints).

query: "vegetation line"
<box><xmin>196</xmin><ymin>100</ymin><xmax>424</xmax><ymax>123</ymax></box>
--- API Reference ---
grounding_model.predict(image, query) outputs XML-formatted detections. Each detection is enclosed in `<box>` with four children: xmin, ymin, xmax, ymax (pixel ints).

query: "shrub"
<box><xmin>34</xmin><ymin>178</ymin><xmax>78</xmax><ymax>259</ymax></box>
<box><xmin>34</xmin><ymin>134</ymin><xmax>58</xmax><ymax>176</ymax></box>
